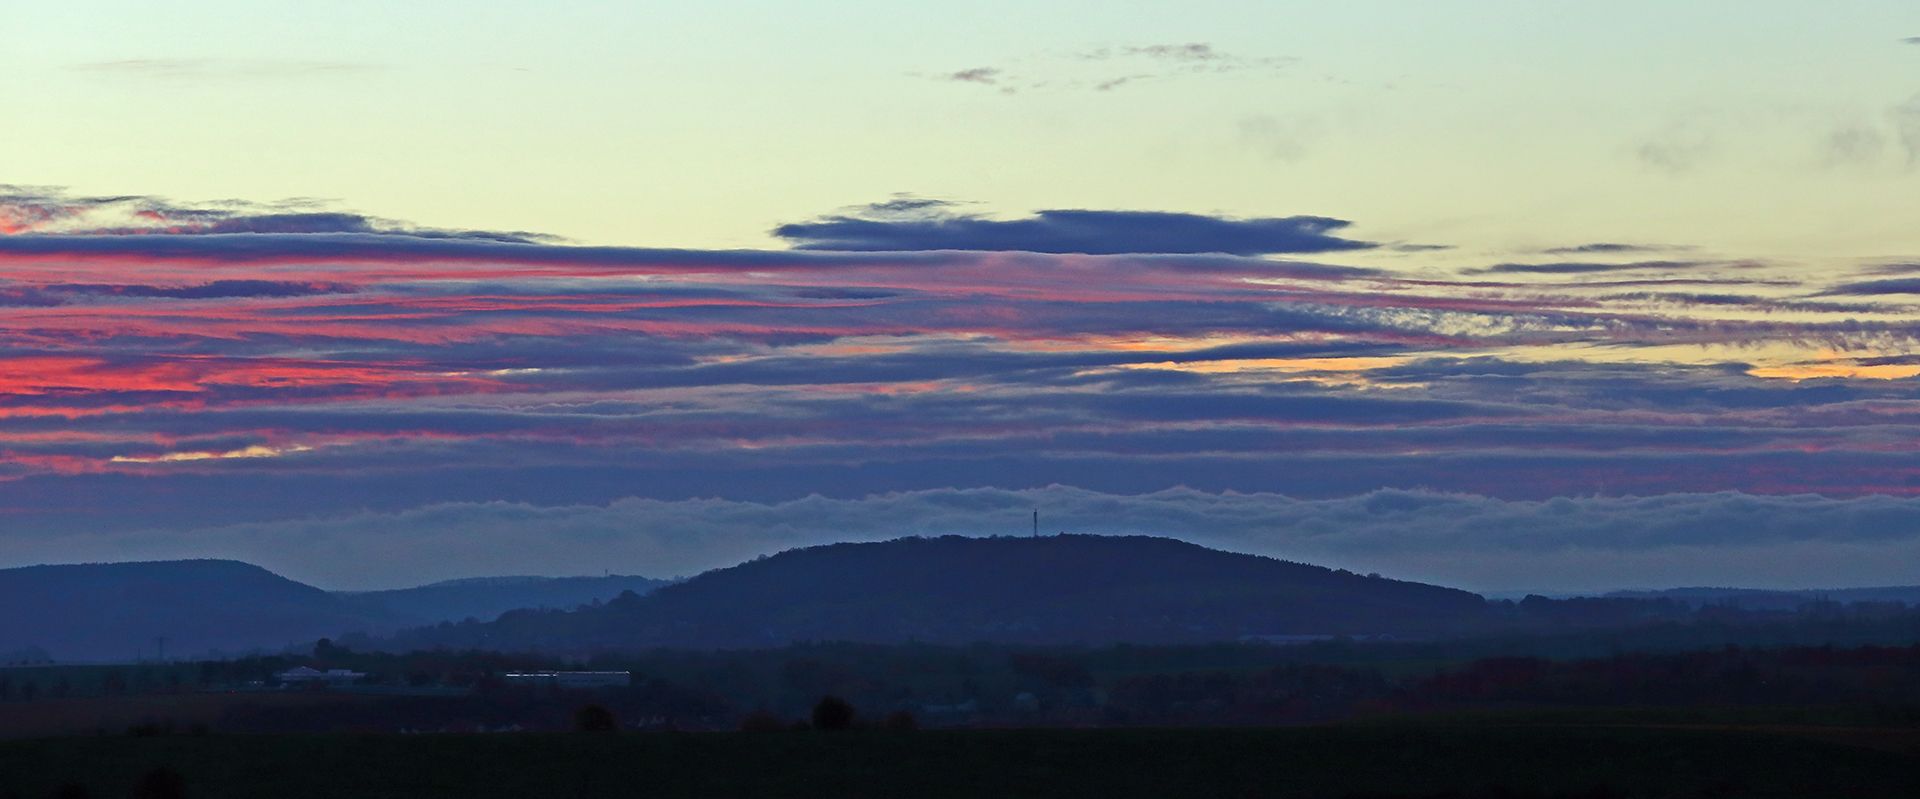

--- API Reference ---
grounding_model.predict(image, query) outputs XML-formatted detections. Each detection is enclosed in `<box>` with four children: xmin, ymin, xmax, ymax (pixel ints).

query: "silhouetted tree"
<box><xmin>572</xmin><ymin>703</ymin><xmax>619</xmax><ymax>732</ymax></box>
<box><xmin>313</xmin><ymin>638</ymin><xmax>348</xmax><ymax>661</ymax></box>
<box><xmin>131</xmin><ymin>767</ymin><xmax>185</xmax><ymax>799</ymax></box>
<box><xmin>882</xmin><ymin>710</ymin><xmax>918</xmax><ymax>731</ymax></box>
<box><xmin>811</xmin><ymin>695</ymin><xmax>854</xmax><ymax>730</ymax></box>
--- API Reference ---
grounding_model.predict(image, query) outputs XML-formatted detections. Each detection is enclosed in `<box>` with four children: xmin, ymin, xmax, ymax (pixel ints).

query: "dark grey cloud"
<box><xmin>1542</xmin><ymin>243</ymin><xmax>1674</xmax><ymax>255</ymax></box>
<box><xmin>46</xmin><ymin>280</ymin><xmax>356</xmax><ymax>299</ymax></box>
<box><xmin>1820</xmin><ymin>278</ymin><xmax>1920</xmax><ymax>296</ymax></box>
<box><xmin>1591</xmin><ymin>291</ymin><xmax>1888</xmax><ymax>314</ymax></box>
<box><xmin>0</xmin><ymin>231</ymin><xmax>962</xmax><ymax>267</ymax></box>
<box><xmin>1465</xmin><ymin>260</ymin><xmax>1707</xmax><ymax>275</ymax></box>
<box><xmin>774</xmin><ymin>200</ymin><xmax>1376</xmax><ymax>255</ymax></box>
<box><xmin>946</xmin><ymin>68</ymin><xmax>1001</xmax><ymax>84</ymax></box>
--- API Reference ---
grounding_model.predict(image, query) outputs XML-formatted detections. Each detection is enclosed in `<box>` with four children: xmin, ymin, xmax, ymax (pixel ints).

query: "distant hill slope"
<box><xmin>0</xmin><ymin>560</ymin><xmax>395</xmax><ymax>662</ymax></box>
<box><xmin>1605</xmin><ymin>586</ymin><xmax>1920</xmax><ymax>612</ymax></box>
<box><xmin>336</xmin><ymin>574</ymin><xmax>671</xmax><ymax>625</ymax></box>
<box><xmin>380</xmin><ymin>535</ymin><xmax>1490</xmax><ymax>651</ymax></box>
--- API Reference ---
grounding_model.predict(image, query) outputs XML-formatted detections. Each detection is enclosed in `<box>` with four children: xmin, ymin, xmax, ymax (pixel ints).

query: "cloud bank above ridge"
<box><xmin>4</xmin><ymin>187</ymin><xmax>1920</xmax><ymax>586</ymax></box>
<box><xmin>28</xmin><ymin>486</ymin><xmax>1920</xmax><ymax>593</ymax></box>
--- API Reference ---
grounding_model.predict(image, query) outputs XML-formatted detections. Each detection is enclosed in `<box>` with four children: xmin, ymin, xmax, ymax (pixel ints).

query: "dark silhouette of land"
<box><xmin>334</xmin><ymin>574</ymin><xmax>671</xmax><ymax>627</ymax></box>
<box><xmin>0</xmin><ymin>562</ymin><xmax>671</xmax><ymax>662</ymax></box>
<box><xmin>8</xmin><ymin>538</ymin><xmax>1920</xmax><ymax>662</ymax></box>
<box><xmin>374</xmin><ymin>535</ymin><xmax>1490</xmax><ymax>650</ymax></box>
<box><xmin>4</xmin><ymin>724</ymin><xmax>1916</xmax><ymax>798</ymax></box>
<box><xmin>0</xmin><ymin>560</ymin><xmax>388</xmax><ymax>662</ymax></box>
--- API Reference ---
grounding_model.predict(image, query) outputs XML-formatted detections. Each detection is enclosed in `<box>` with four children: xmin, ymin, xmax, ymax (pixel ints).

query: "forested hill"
<box><xmin>0</xmin><ymin>560</ymin><xmax>392</xmax><ymax>662</ymax></box>
<box><xmin>375</xmin><ymin>535</ymin><xmax>1490</xmax><ymax>651</ymax></box>
<box><xmin>335</xmin><ymin>574</ymin><xmax>673</xmax><ymax>626</ymax></box>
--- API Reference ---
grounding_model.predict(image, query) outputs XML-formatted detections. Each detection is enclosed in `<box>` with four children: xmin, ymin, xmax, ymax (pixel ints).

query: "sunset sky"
<box><xmin>5</xmin><ymin>2</ymin><xmax>1920</xmax><ymax>592</ymax></box>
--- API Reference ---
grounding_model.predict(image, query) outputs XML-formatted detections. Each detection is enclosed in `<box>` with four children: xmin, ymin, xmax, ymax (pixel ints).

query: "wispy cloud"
<box><xmin>1542</xmin><ymin>243</ymin><xmax>1684</xmax><ymax>255</ymax></box>
<box><xmin>1465</xmin><ymin>260</ymin><xmax>1710</xmax><ymax>275</ymax></box>
<box><xmin>932</xmin><ymin>42</ymin><xmax>1291</xmax><ymax>94</ymax></box>
<box><xmin>945</xmin><ymin>67</ymin><xmax>1001</xmax><ymax>84</ymax></box>
<box><xmin>0</xmin><ymin>186</ymin><xmax>552</xmax><ymax>242</ymax></box>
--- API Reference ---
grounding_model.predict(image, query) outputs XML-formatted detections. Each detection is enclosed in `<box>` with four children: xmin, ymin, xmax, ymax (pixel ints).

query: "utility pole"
<box><xmin>1033</xmin><ymin>510</ymin><xmax>1038</xmax><ymax>538</ymax></box>
<box><xmin>155</xmin><ymin>637</ymin><xmax>167</xmax><ymax>662</ymax></box>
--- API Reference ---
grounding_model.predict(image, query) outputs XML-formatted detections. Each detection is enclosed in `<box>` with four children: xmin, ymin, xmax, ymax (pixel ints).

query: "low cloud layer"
<box><xmin>773</xmin><ymin>199</ymin><xmax>1375</xmax><ymax>254</ymax></box>
<box><xmin>22</xmin><ymin>487</ymin><xmax>1920</xmax><ymax>594</ymax></box>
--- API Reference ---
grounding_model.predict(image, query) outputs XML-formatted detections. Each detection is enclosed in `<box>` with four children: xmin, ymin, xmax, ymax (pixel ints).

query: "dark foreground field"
<box><xmin>4</xmin><ymin>720</ymin><xmax>1917</xmax><ymax>799</ymax></box>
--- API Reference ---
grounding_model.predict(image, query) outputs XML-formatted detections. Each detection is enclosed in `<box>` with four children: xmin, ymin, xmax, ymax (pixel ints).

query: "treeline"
<box><xmin>1099</xmin><ymin>643</ymin><xmax>1920</xmax><ymax>727</ymax></box>
<box><xmin>347</xmin><ymin>574</ymin><xmax>1920</xmax><ymax>657</ymax></box>
<box><xmin>16</xmin><ymin>636</ymin><xmax>1920</xmax><ymax>734</ymax></box>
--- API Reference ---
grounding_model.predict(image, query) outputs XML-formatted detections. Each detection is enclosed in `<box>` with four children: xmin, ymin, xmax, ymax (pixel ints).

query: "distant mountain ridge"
<box><xmin>0</xmin><ymin>560</ymin><xmax>389</xmax><ymax>662</ymax></box>
<box><xmin>336</xmin><ymin>574</ymin><xmax>672</xmax><ymax>626</ymax></box>
<box><xmin>374</xmin><ymin>535</ymin><xmax>1493</xmax><ymax>651</ymax></box>
<box><xmin>0</xmin><ymin>561</ymin><xmax>671</xmax><ymax>662</ymax></box>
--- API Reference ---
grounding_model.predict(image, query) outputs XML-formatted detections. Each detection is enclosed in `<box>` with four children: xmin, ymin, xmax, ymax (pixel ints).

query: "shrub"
<box><xmin>882</xmin><ymin>710</ymin><xmax>918</xmax><ymax>731</ymax></box>
<box><xmin>572</xmin><ymin>704</ymin><xmax>619</xmax><ymax>732</ymax></box>
<box><xmin>811</xmin><ymin>695</ymin><xmax>855</xmax><ymax>731</ymax></box>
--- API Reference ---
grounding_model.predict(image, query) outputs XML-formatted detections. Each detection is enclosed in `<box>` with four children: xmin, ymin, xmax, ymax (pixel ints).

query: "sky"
<box><xmin>5</xmin><ymin>2</ymin><xmax>1920</xmax><ymax>592</ymax></box>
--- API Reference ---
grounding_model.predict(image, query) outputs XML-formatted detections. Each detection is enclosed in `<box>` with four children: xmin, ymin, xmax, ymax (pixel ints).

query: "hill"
<box><xmin>0</xmin><ymin>560</ymin><xmax>393</xmax><ymax>662</ymax></box>
<box><xmin>335</xmin><ymin>574</ymin><xmax>671</xmax><ymax>625</ymax></box>
<box><xmin>378</xmin><ymin>535</ymin><xmax>1491</xmax><ymax>651</ymax></box>
<box><xmin>1606</xmin><ymin>585</ymin><xmax>1920</xmax><ymax>612</ymax></box>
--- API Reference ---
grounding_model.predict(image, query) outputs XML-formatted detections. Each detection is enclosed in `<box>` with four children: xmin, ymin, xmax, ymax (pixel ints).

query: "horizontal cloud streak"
<box><xmin>24</xmin><ymin>486</ymin><xmax>1920</xmax><ymax>593</ymax></box>
<box><xmin>1466</xmin><ymin>261</ymin><xmax>1709</xmax><ymax>275</ymax></box>
<box><xmin>775</xmin><ymin>201</ymin><xmax>1376</xmax><ymax>254</ymax></box>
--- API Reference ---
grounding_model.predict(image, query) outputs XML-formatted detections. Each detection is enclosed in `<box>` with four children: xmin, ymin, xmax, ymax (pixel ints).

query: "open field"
<box><xmin>0</xmin><ymin>692</ymin><xmax>393</xmax><ymax>740</ymax></box>
<box><xmin>3</xmin><ymin>721</ymin><xmax>1917</xmax><ymax>799</ymax></box>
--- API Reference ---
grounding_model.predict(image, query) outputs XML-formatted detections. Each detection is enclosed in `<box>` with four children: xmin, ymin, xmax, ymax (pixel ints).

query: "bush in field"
<box><xmin>572</xmin><ymin>703</ymin><xmax>619</xmax><ymax>732</ymax></box>
<box><xmin>882</xmin><ymin>710</ymin><xmax>918</xmax><ymax>731</ymax></box>
<box><xmin>811</xmin><ymin>695</ymin><xmax>855</xmax><ymax>731</ymax></box>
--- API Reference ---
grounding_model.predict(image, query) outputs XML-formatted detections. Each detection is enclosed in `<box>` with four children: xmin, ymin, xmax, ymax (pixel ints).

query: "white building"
<box><xmin>278</xmin><ymin>666</ymin><xmax>366</xmax><ymax>685</ymax></box>
<box><xmin>501</xmin><ymin>671</ymin><xmax>632</xmax><ymax>689</ymax></box>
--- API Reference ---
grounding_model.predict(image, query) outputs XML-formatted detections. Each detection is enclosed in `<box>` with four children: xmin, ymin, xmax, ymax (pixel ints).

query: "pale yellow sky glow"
<box><xmin>5</xmin><ymin>1</ymin><xmax>1920</xmax><ymax>261</ymax></box>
